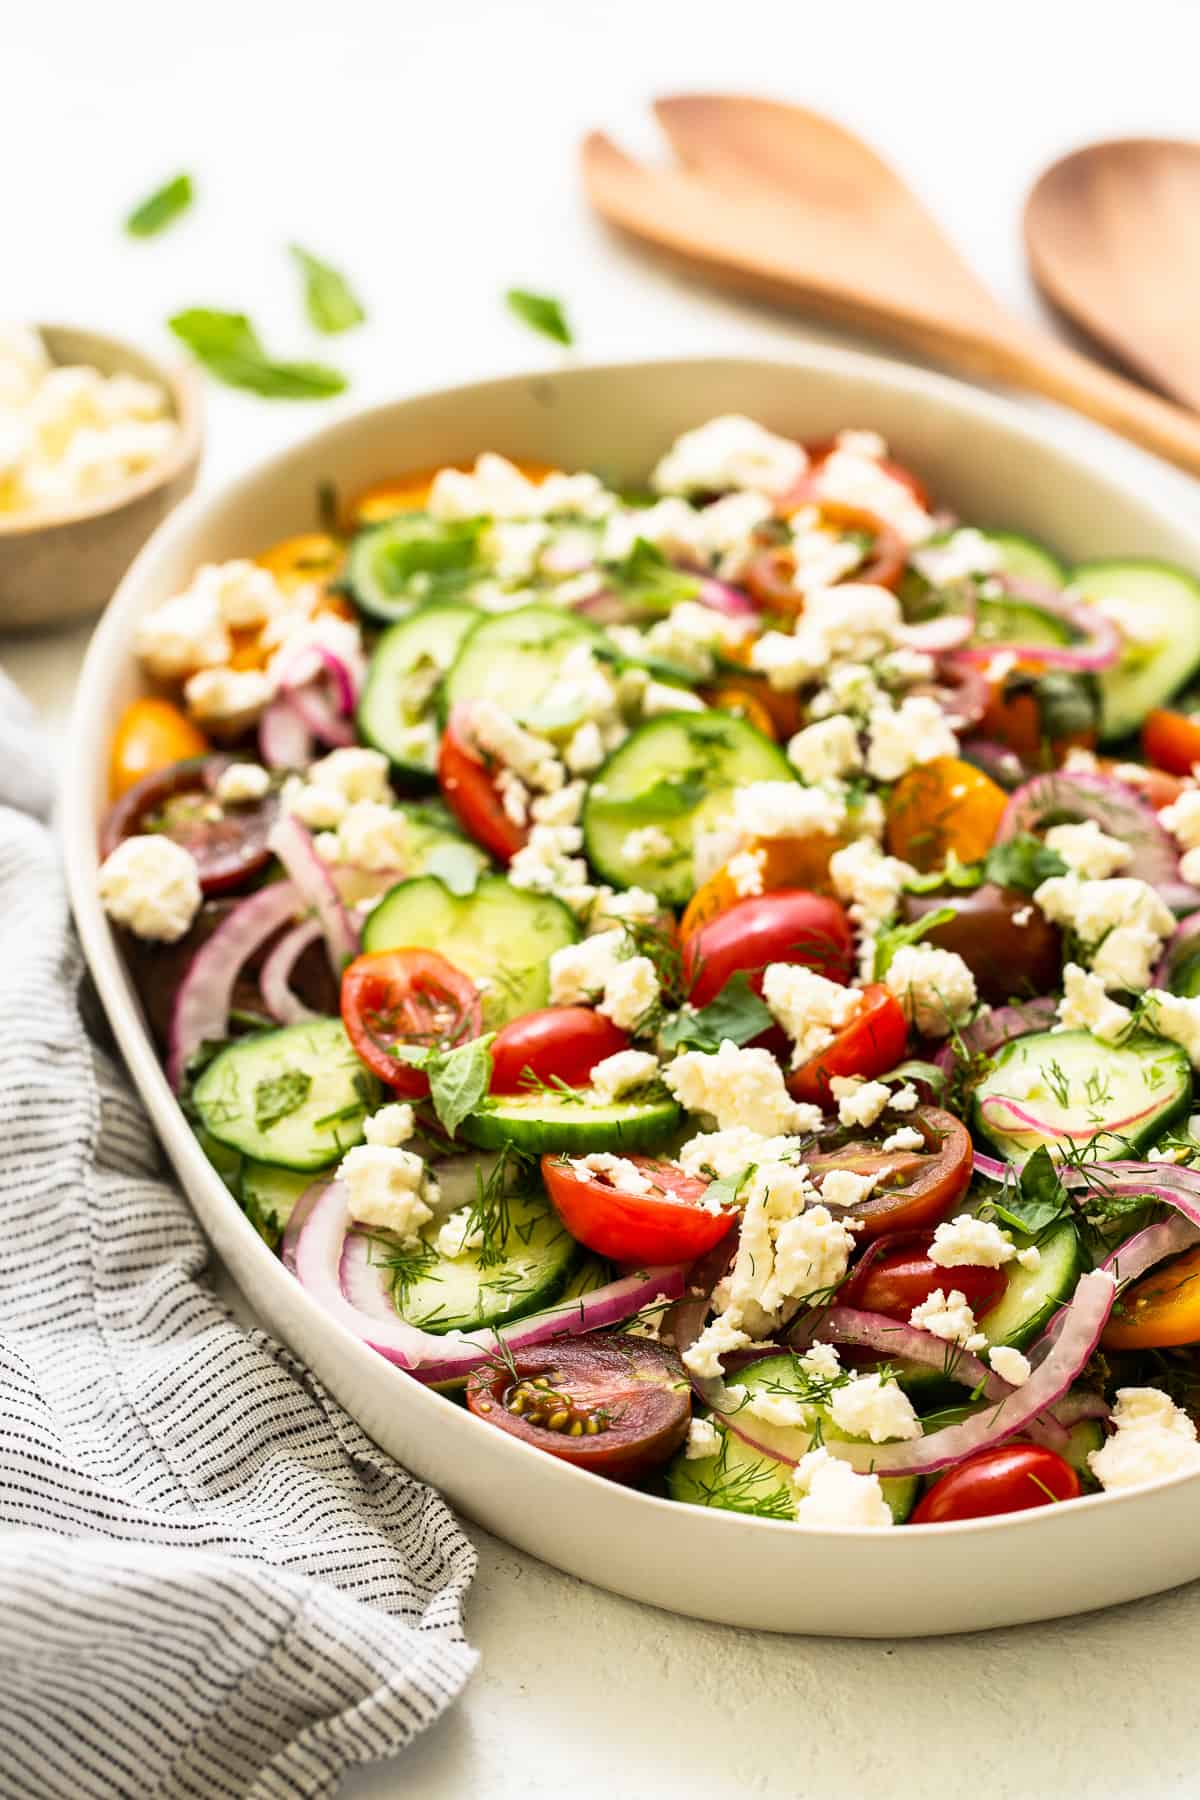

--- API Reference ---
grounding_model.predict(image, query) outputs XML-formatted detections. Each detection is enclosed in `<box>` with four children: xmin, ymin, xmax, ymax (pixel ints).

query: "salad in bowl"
<box><xmin>94</xmin><ymin>411</ymin><xmax>1200</xmax><ymax>1533</ymax></box>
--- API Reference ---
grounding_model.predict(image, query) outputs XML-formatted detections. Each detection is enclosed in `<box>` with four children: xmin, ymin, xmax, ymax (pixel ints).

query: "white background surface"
<box><xmin>6</xmin><ymin>1</ymin><xmax>1200</xmax><ymax>1792</ymax></box>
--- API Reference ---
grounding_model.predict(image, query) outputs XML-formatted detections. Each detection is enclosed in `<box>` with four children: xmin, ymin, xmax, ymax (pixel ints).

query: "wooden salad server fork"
<box><xmin>580</xmin><ymin>96</ymin><xmax>1200</xmax><ymax>477</ymax></box>
<box><xmin>1025</xmin><ymin>138</ymin><xmax>1200</xmax><ymax>414</ymax></box>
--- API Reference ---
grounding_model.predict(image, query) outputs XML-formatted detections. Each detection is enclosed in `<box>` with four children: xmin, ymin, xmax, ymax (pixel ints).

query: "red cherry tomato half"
<box><xmin>490</xmin><ymin>1007</ymin><xmax>630</xmax><ymax>1095</ymax></box>
<box><xmin>805</xmin><ymin>1107</ymin><xmax>973</xmax><ymax>1242</ymax></box>
<box><xmin>437</xmin><ymin>704</ymin><xmax>526</xmax><ymax>863</ymax></box>
<box><xmin>341</xmin><ymin>948</ymin><xmax>482</xmax><ymax>1095</ymax></box>
<box><xmin>542</xmin><ymin>1153</ymin><xmax>735</xmax><ymax>1266</ymax></box>
<box><xmin>465</xmin><ymin>1335</ymin><xmax>691</xmax><ymax>1481</ymax></box>
<box><xmin>911</xmin><ymin>1444</ymin><xmax>1080</xmax><ymax>1524</ymax></box>
<box><xmin>1143</xmin><ymin>708</ymin><xmax>1200</xmax><ymax>780</ymax></box>
<box><xmin>100</xmin><ymin>754</ymin><xmax>278</xmax><ymax>895</ymax></box>
<box><xmin>788</xmin><ymin>983</ymin><xmax>908</xmax><ymax>1106</ymax></box>
<box><xmin>683</xmin><ymin>889</ymin><xmax>854</xmax><ymax>1008</ymax></box>
<box><xmin>839</xmin><ymin>1230</ymin><xmax>1008</xmax><ymax>1321</ymax></box>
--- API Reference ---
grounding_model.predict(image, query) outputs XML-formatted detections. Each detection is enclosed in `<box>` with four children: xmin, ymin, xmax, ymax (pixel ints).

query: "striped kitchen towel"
<box><xmin>0</xmin><ymin>673</ymin><xmax>478</xmax><ymax>1798</ymax></box>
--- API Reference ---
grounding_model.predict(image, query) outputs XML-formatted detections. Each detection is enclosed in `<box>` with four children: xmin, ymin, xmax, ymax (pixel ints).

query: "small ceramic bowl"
<box><xmin>0</xmin><ymin>324</ymin><xmax>203</xmax><ymax>631</ymax></box>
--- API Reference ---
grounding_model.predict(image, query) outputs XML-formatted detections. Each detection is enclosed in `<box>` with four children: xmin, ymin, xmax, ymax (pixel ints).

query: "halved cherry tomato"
<box><xmin>703</xmin><ymin>682</ymin><xmax>778</xmax><ymax>739</ymax></box>
<box><xmin>490</xmin><ymin>1008</ymin><xmax>630</xmax><ymax>1094</ymax></box>
<box><xmin>681</xmin><ymin>834</ymin><xmax>851</xmax><ymax>943</ymax></box>
<box><xmin>437</xmin><ymin>704</ymin><xmax>526</xmax><ymax>863</ymax></box>
<box><xmin>1143</xmin><ymin>708</ymin><xmax>1200</xmax><ymax>780</ymax></box>
<box><xmin>465</xmin><ymin>1336</ymin><xmax>691</xmax><ymax>1481</ymax></box>
<box><xmin>699</xmin><ymin>656</ymin><xmax>805</xmax><ymax>741</ymax></box>
<box><xmin>256</xmin><ymin>532</ymin><xmax>343</xmax><ymax>591</ymax></box>
<box><xmin>101</xmin><ymin>755</ymin><xmax>278</xmax><ymax>894</ymax></box>
<box><xmin>787</xmin><ymin>984</ymin><xmax>908</xmax><ymax>1105</ymax></box>
<box><xmin>1101</xmin><ymin>1243</ymin><xmax>1200</xmax><ymax>1350</ymax></box>
<box><xmin>341</xmin><ymin>948</ymin><xmax>482</xmax><ymax>1095</ymax></box>
<box><xmin>683</xmin><ymin>889</ymin><xmax>854</xmax><ymax>1008</ymax></box>
<box><xmin>542</xmin><ymin>1153</ymin><xmax>734</xmax><ymax>1265</ymax></box>
<box><xmin>839</xmin><ymin>1229</ymin><xmax>1007</xmax><ymax>1320</ymax></box>
<box><xmin>975</xmin><ymin>667</ymin><xmax>1097</xmax><ymax>764</ymax></box>
<box><xmin>899</xmin><ymin>885</ymin><xmax>1063</xmax><ymax>1007</ymax></box>
<box><xmin>885</xmin><ymin>756</ymin><xmax>1008</xmax><ymax>872</ymax></box>
<box><xmin>109</xmin><ymin>698</ymin><xmax>209</xmax><ymax>800</ymax></box>
<box><xmin>911</xmin><ymin>1444</ymin><xmax>1080</xmax><ymax>1524</ymax></box>
<box><xmin>805</xmin><ymin>1107</ymin><xmax>973</xmax><ymax>1241</ymax></box>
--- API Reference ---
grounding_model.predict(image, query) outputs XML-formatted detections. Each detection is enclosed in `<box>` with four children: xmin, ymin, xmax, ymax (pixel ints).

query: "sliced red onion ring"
<box><xmin>1156</xmin><ymin>909</ymin><xmax>1200</xmax><ymax>988</ymax></box>
<box><xmin>997</xmin><ymin>770</ymin><xmax>1200</xmax><ymax>911</ymax></box>
<box><xmin>696</xmin><ymin>575</ymin><xmax>758</xmax><ymax>619</ymax></box>
<box><xmin>289</xmin><ymin>1178</ymin><xmax>686</xmax><ymax>1383</ymax></box>
<box><xmin>167</xmin><ymin>880</ymin><xmax>300</xmax><ymax>1089</ymax></box>
<box><xmin>973</xmin><ymin>1150</ymin><xmax>1011</xmax><ymax>1183</ymax></box>
<box><xmin>281</xmin><ymin>1175</ymin><xmax>327</xmax><ymax>1275</ymax></box>
<box><xmin>286</xmin><ymin>682</ymin><xmax>355</xmax><ymax>748</ymax></box>
<box><xmin>933</xmin><ymin>998</ymin><xmax>1057</xmax><ymax>1081</ymax></box>
<box><xmin>268</xmin><ymin>813</ymin><xmax>359</xmax><ymax>976</ymax></box>
<box><xmin>260</xmin><ymin>918</ymin><xmax>323</xmax><ymax>1025</ymax></box>
<box><xmin>953</xmin><ymin>577</ymin><xmax>1121</xmax><ymax>673</ymax></box>
<box><xmin>259</xmin><ymin>696</ymin><xmax>314</xmax><ymax>770</ymax></box>
<box><xmin>926</xmin><ymin>658</ymin><xmax>990</xmax><ymax>729</ymax></box>
<box><xmin>978</xmin><ymin>1091</ymin><xmax>1162</xmax><ymax>1144</ymax></box>
<box><xmin>895</xmin><ymin>613</ymin><xmax>975</xmax><ymax>653</ymax></box>
<box><xmin>959</xmin><ymin>737</ymin><xmax>1030</xmax><ymax>792</ymax></box>
<box><xmin>277</xmin><ymin>645</ymin><xmax>360</xmax><ymax>749</ymax></box>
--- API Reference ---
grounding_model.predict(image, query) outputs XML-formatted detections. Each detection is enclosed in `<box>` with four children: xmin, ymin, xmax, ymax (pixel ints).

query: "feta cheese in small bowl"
<box><xmin>0</xmin><ymin>323</ymin><xmax>202</xmax><ymax>628</ymax></box>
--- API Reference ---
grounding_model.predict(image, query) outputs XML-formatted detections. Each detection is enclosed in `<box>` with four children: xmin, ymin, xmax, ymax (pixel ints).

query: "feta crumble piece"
<box><xmin>910</xmin><ymin>528</ymin><xmax>1003</xmax><ymax>586</ymax></box>
<box><xmin>865</xmin><ymin>694</ymin><xmax>960</xmax><ymax>782</ymax></box>
<box><xmin>1044</xmin><ymin>820</ymin><xmax>1132</xmax><ymax>880</ymax></box>
<box><xmin>597</xmin><ymin>956</ymin><xmax>660</xmax><ymax>1032</ymax></box>
<box><xmin>819</xmin><ymin>1169</ymin><xmax>876</xmax><ymax>1210</ymax></box>
<box><xmin>889</xmin><ymin>1083</ymin><xmax>919</xmax><ymax>1112</ymax></box>
<box><xmin>814</xmin><ymin>448</ymin><xmax>934</xmax><ymax>544</ymax></box>
<box><xmin>213</xmin><ymin>761</ymin><xmax>272</xmax><ymax>805</ymax></box>
<box><xmin>336</xmin><ymin>800</ymin><xmax>411</xmax><ymax>871</ymax></box>
<box><xmin>830</xmin><ymin>1076</ymin><xmax>891</xmax><ymax>1129</ymax></box>
<box><xmin>1160</xmin><ymin>790</ymin><xmax>1200</xmax><ymax>852</ymax></box>
<box><xmin>793</xmin><ymin>1447</ymin><xmax>895</xmax><ymax>1529</ymax></box>
<box><xmin>664</xmin><ymin>1040</ymin><xmax>822</xmax><ymax>1136</ymax></box>
<box><xmin>1057</xmin><ymin>964</ymin><xmax>1134</xmax><ymax>1043</ymax></box>
<box><xmin>829</xmin><ymin>840</ymin><xmax>916</xmax><ymax>924</ymax></box>
<box><xmin>620</xmin><ymin>825</ymin><xmax>675</xmax><ymax>864</ymax></box>
<box><xmin>786</xmin><ymin>715</ymin><xmax>863</xmax><ymax>786</ymax></box>
<box><xmin>183</xmin><ymin>666</ymin><xmax>276</xmax><ymax>735</ymax></box>
<box><xmin>98</xmin><ymin>835</ymin><xmax>202</xmax><ymax>942</ymax></box>
<box><xmin>1088</xmin><ymin>1387</ymin><xmax>1200</xmax><ymax>1492</ymax></box>
<box><xmin>988</xmin><ymin>1345</ymin><xmax>1031</xmax><ymax>1388</ymax></box>
<box><xmin>569</xmin><ymin>1153</ymin><xmax>654</xmax><ymax>1196</ymax></box>
<box><xmin>1016</xmin><ymin>1245</ymin><xmax>1042</xmax><ymax>1272</ymax></box>
<box><xmin>1144</xmin><ymin>990</ymin><xmax>1200</xmax><ymax>1069</ymax></box>
<box><xmin>829</xmin><ymin>1373</ymin><xmax>921</xmax><ymax>1443</ymax></box>
<box><xmin>684</xmin><ymin>1417</ymin><xmax>723</xmax><ymax>1460</ymax></box>
<box><xmin>798</xmin><ymin>1341</ymin><xmax>842</xmax><ymax>1381</ymax></box>
<box><xmin>362</xmin><ymin>1103</ymin><xmax>416</xmax><ymax>1148</ymax></box>
<box><xmin>726</xmin><ymin>849</ymin><xmax>765</xmax><ymax>898</ymax></box>
<box><xmin>881</xmin><ymin>1125</ymin><xmax>925</xmax><ymax>1153</ymax></box>
<box><xmin>589</xmin><ymin>1049</ymin><xmax>659</xmax><ymax>1103</ymax></box>
<box><xmin>651</xmin><ymin>415</ymin><xmax>807</xmax><ymax>498</ymax></box>
<box><xmin>434</xmin><ymin>1207</ymin><xmax>485</xmax><ymax>1261</ymax></box>
<box><xmin>339</xmin><ymin>1145</ymin><xmax>435</xmax><ymax>1244</ymax></box>
<box><xmin>429</xmin><ymin>453</ymin><xmax>612</xmax><ymax>523</ymax></box>
<box><xmin>761</xmin><ymin>964</ymin><xmax>864</xmax><ymax>1069</ymax></box>
<box><xmin>548</xmin><ymin>930</ymin><xmax>627</xmax><ymax>1005</ymax></box>
<box><xmin>463</xmin><ymin>700</ymin><xmax>563</xmax><ymax>792</ymax></box>
<box><xmin>735</xmin><ymin>780</ymin><xmax>847</xmax><ymax>841</ymax></box>
<box><xmin>675</xmin><ymin>1126</ymin><xmax>806</xmax><ymax>1182</ymax></box>
<box><xmin>929</xmin><ymin>1214</ymin><xmax>1016</xmax><ymax>1269</ymax></box>
<box><xmin>884</xmin><ymin>943</ymin><xmax>976</xmax><ymax>1036</ymax></box>
<box><xmin>682</xmin><ymin>1316</ymin><xmax>754</xmax><ymax>1381</ymax></box>
<box><xmin>909</xmin><ymin>1288</ymin><xmax>985</xmax><ymax>1352</ymax></box>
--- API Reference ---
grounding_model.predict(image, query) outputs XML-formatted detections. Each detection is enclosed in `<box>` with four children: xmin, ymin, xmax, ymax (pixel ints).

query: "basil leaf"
<box><xmin>169</xmin><ymin>309</ymin><xmax>346</xmax><ymax>399</ymax></box>
<box><xmin>988</xmin><ymin>1146</ymin><xmax>1072</xmax><ymax>1238</ymax></box>
<box><xmin>659</xmin><ymin>971</ymin><xmax>773</xmax><ymax>1054</ymax></box>
<box><xmin>505</xmin><ymin>288</ymin><xmax>573</xmax><ymax>346</ymax></box>
<box><xmin>983</xmin><ymin>834</ymin><xmax>1068</xmax><ymax>895</ymax></box>
<box><xmin>604</xmin><ymin>537</ymin><xmax>701</xmax><ymax>613</ymax></box>
<box><xmin>253</xmin><ymin>1068</ymin><xmax>312</xmax><ymax>1131</ymax></box>
<box><xmin>872</xmin><ymin>907</ymin><xmax>956</xmax><ymax>979</ymax></box>
<box><xmin>704</xmin><ymin>1167</ymin><xmax>753</xmax><ymax>1209</ymax></box>
<box><xmin>126</xmin><ymin>172</ymin><xmax>193</xmax><ymax>237</ymax></box>
<box><xmin>289</xmin><ymin>244</ymin><xmax>365</xmax><ymax>334</ymax></box>
<box><xmin>427</xmin><ymin>1037</ymin><xmax>494</xmax><ymax>1139</ymax></box>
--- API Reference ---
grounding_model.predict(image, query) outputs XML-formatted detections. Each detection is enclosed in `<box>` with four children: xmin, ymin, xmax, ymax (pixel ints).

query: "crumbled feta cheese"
<box><xmin>884</xmin><ymin>943</ymin><xmax>976</xmax><ymax>1036</ymax></box>
<box><xmin>589</xmin><ymin>1049</ymin><xmax>659</xmax><ymax>1103</ymax></box>
<box><xmin>284</xmin><ymin>778</ymin><xmax>348</xmax><ymax>831</ymax></box>
<box><xmin>889</xmin><ymin>1084</ymin><xmax>919</xmax><ymax>1113</ymax></box>
<box><xmin>664</xmin><ymin>1039</ymin><xmax>822</xmax><ymax>1136</ymax></box>
<box><xmin>1088</xmin><ymin>1386</ymin><xmax>1200</xmax><ymax>1491</ymax></box>
<box><xmin>682</xmin><ymin>1315</ymin><xmax>754</xmax><ymax>1380</ymax></box>
<box><xmin>435</xmin><ymin>1207</ymin><xmax>485</xmax><ymax>1261</ymax></box>
<box><xmin>1160</xmin><ymin>789</ymin><xmax>1200</xmax><ymax>853</ymax></box>
<box><xmin>819</xmin><ymin>1169</ymin><xmax>876</xmax><ymax>1210</ymax></box>
<box><xmin>684</xmin><ymin>1417</ymin><xmax>723</xmax><ymax>1460</ymax></box>
<box><xmin>728</xmin><ymin>1185</ymin><xmax>855</xmax><ymax>1330</ymax></box>
<box><xmin>201</xmin><ymin>559</ymin><xmax>286</xmax><ymax>630</ymax></box>
<box><xmin>798</xmin><ymin>1341</ymin><xmax>842</xmax><ymax>1380</ymax></box>
<box><xmin>639</xmin><ymin>680</ymin><xmax>707</xmax><ymax>718</ymax></box>
<box><xmin>829</xmin><ymin>1372</ymin><xmax>921</xmax><ymax>1443</ymax></box>
<box><xmin>726</xmin><ymin>849</ymin><xmax>765</xmax><ymax>897</ymax></box>
<box><xmin>786</xmin><ymin>715</ymin><xmax>863</xmax><ymax>786</ymax></box>
<box><xmin>496</xmin><ymin>768</ymin><xmax>530</xmax><ymax>829</ymax></box>
<box><xmin>675</xmin><ymin>1126</ymin><xmax>806</xmax><ymax>1182</ymax></box>
<box><xmin>698</xmin><ymin>490</ymin><xmax>775</xmax><ymax>578</ymax></box>
<box><xmin>214</xmin><ymin>761</ymin><xmax>272</xmax><ymax>805</ymax></box>
<box><xmin>569</xmin><ymin>1152</ymin><xmax>655</xmax><ymax>1196</ymax></box>
<box><xmin>548</xmin><ymin>930</ymin><xmax>627</xmax><ymax>1005</ymax></box>
<box><xmin>929</xmin><ymin>1214</ymin><xmax>1016</xmax><ymax>1269</ymax></box>
<box><xmin>1057</xmin><ymin>964</ymin><xmax>1134</xmax><ymax>1043</ymax></box>
<box><xmin>651</xmin><ymin>415</ymin><xmax>807</xmax><ymax>498</ymax></box>
<box><xmin>829</xmin><ymin>839</ymin><xmax>915</xmax><ymax>925</ymax></box>
<box><xmin>750</xmin><ymin>584</ymin><xmax>902</xmax><ymax>692</ymax></box>
<box><xmin>881</xmin><ymin>1125</ymin><xmax>925</xmax><ymax>1153</ymax></box>
<box><xmin>742</xmin><ymin>1389</ymin><xmax>815</xmax><ymax>1430</ymax></box>
<box><xmin>643</xmin><ymin>599</ymin><xmax>753</xmax><ymax>679</ymax></box>
<box><xmin>134</xmin><ymin>585</ymin><xmax>233</xmax><ymax>682</ymax></box>
<box><xmin>809</xmin><ymin>662</ymin><xmax>883</xmax><ymax>721</ymax></box>
<box><xmin>734</xmin><ymin>780</ymin><xmax>847</xmax><ymax>842</ymax></box>
<box><xmin>1016</xmin><ymin>1245</ymin><xmax>1041</xmax><ymax>1272</ymax></box>
<box><xmin>788</xmin><ymin>515</ymin><xmax>865</xmax><ymax>595</ymax></box>
<box><xmin>184</xmin><ymin>666</ymin><xmax>275</xmax><ymax>734</ymax></box>
<box><xmin>1044</xmin><ymin>820</ymin><xmax>1132</xmax><ymax>880</ymax></box>
<box><xmin>793</xmin><ymin>1447</ymin><xmax>895</xmax><ymax>1528</ymax></box>
<box><xmin>429</xmin><ymin>453</ymin><xmax>612</xmax><ymax>523</ymax></box>
<box><xmin>620</xmin><ymin>825</ymin><xmax>675</xmax><ymax>864</ymax></box>
<box><xmin>531</xmin><ymin>781</ymin><xmax>586</xmax><ymax>827</ymax></box>
<box><xmin>601</xmin><ymin>496</ymin><xmax>706</xmax><ymax>566</ymax></box>
<box><xmin>830</xmin><ymin>1076</ymin><xmax>892</xmax><ymax>1129</ymax></box>
<box><xmin>482</xmin><ymin>518</ymin><xmax>551</xmax><ymax>580</ymax></box>
<box><xmin>989</xmin><ymin>1345</ymin><xmax>1031</xmax><ymax>1387</ymax></box>
<box><xmin>464</xmin><ymin>700</ymin><xmax>563</xmax><ymax>792</ymax></box>
<box><xmin>1034</xmin><ymin>875</ymin><xmax>1174</xmax><ymax>953</ymax></box>
<box><xmin>590</xmin><ymin>886</ymin><xmax>660</xmax><ymax>928</ymax></box>
<box><xmin>563</xmin><ymin>719</ymin><xmax>607</xmax><ymax>772</ymax></box>
<box><xmin>336</xmin><ymin>800</ymin><xmax>411</xmax><ymax>871</ymax></box>
<box><xmin>762</xmin><ymin>964</ymin><xmax>863</xmax><ymax>1069</ymax></box>
<box><xmin>598</xmin><ymin>956</ymin><xmax>660</xmax><ymax>1032</ymax></box>
<box><xmin>1091</xmin><ymin>924</ymin><xmax>1167</xmax><ymax>993</ymax></box>
<box><xmin>910</xmin><ymin>528</ymin><xmax>1003</xmax><ymax>586</ymax></box>
<box><xmin>813</xmin><ymin>448</ymin><xmax>933</xmax><ymax>544</ymax></box>
<box><xmin>1145</xmin><ymin>990</ymin><xmax>1200</xmax><ymax>1069</ymax></box>
<box><xmin>865</xmin><ymin>694</ymin><xmax>959</xmax><ymax>781</ymax></box>
<box><xmin>363</xmin><ymin>1103</ymin><xmax>416</xmax><ymax>1148</ymax></box>
<box><xmin>909</xmin><ymin>1287</ymin><xmax>985</xmax><ymax>1352</ymax></box>
<box><xmin>98</xmin><ymin>834</ymin><xmax>202</xmax><ymax>942</ymax></box>
<box><xmin>340</xmin><ymin>1144</ymin><xmax>434</xmax><ymax>1243</ymax></box>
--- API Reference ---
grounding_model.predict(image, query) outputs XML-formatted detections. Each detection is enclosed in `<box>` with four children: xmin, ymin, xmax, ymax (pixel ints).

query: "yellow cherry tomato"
<box><xmin>1103</xmin><ymin>1245</ymin><xmax>1200</xmax><ymax>1351</ymax></box>
<box><xmin>109</xmin><ymin>698</ymin><xmax>208</xmax><ymax>799</ymax></box>
<box><xmin>256</xmin><ymin>532</ymin><xmax>343</xmax><ymax>592</ymax></box>
<box><xmin>703</xmin><ymin>683</ymin><xmax>778</xmax><ymax>740</ymax></box>
<box><xmin>680</xmin><ymin>832</ymin><xmax>850</xmax><ymax>943</ymax></box>
<box><xmin>885</xmin><ymin>756</ymin><xmax>1008</xmax><ymax>873</ymax></box>
<box><xmin>345</xmin><ymin>460</ymin><xmax>558</xmax><ymax>529</ymax></box>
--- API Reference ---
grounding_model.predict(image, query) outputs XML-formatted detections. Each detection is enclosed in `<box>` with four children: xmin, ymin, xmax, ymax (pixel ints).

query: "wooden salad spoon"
<box><xmin>580</xmin><ymin>96</ymin><xmax>1200</xmax><ymax>476</ymax></box>
<box><xmin>1025</xmin><ymin>138</ymin><xmax>1200</xmax><ymax>413</ymax></box>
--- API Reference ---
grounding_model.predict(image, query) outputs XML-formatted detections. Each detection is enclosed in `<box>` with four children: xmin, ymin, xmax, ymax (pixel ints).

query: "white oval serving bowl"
<box><xmin>64</xmin><ymin>350</ymin><xmax>1200</xmax><ymax>1638</ymax></box>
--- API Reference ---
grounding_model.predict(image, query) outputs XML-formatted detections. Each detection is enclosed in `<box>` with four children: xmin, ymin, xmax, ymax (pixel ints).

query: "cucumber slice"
<box><xmin>441</xmin><ymin>605</ymin><xmax>602</xmax><ymax>728</ymax></box>
<box><xmin>400</xmin><ymin>798</ymin><xmax>490</xmax><ymax>894</ymax></box>
<box><xmin>461</xmin><ymin>1089</ymin><xmax>680</xmax><ymax>1154</ymax></box>
<box><xmin>972</xmin><ymin>596</ymin><xmax>1076</xmax><ymax>650</ymax></box>
<box><xmin>345</xmin><ymin>513</ymin><xmax>483</xmax><ymax>622</ymax></box>
<box><xmin>196</xmin><ymin>1126</ymin><xmax>242</xmax><ymax>1194</ymax></box>
<box><xmin>559</xmin><ymin>1253</ymin><xmax>615</xmax><ymax>1297</ymax></box>
<box><xmin>1168</xmin><ymin>954</ymin><xmax>1200</xmax><ymax>999</ymax></box>
<box><xmin>666</xmin><ymin>1354</ymin><xmax>918</xmax><ymax>1522</ymax></box>
<box><xmin>583</xmin><ymin>711</ymin><xmax>795</xmax><ymax>905</ymax></box>
<box><xmin>972</xmin><ymin>1028</ymin><xmax>1191</xmax><ymax>1164</ymax></box>
<box><xmin>982</xmin><ymin>530</ymin><xmax>1067</xmax><ymax>590</ymax></box>
<box><xmin>358</xmin><ymin>604</ymin><xmax>478</xmax><ymax>775</ymax></box>
<box><xmin>974</xmin><ymin>1218</ymin><xmax>1081</xmax><ymax>1350</ymax></box>
<box><xmin>362</xmin><ymin>873</ymin><xmax>578</xmax><ymax>1028</ymax></box>
<box><xmin>386</xmin><ymin>1189</ymin><xmax>579</xmax><ymax>1335</ymax></box>
<box><xmin>193</xmin><ymin>1018</ymin><xmax>380</xmax><ymax>1171</ymax></box>
<box><xmin>240</xmin><ymin>1158</ymin><xmax>319</xmax><ymax>1250</ymax></box>
<box><xmin>1069</xmin><ymin>560</ymin><xmax>1200</xmax><ymax>742</ymax></box>
<box><xmin>1062</xmin><ymin>1416</ymin><xmax>1105</xmax><ymax>1489</ymax></box>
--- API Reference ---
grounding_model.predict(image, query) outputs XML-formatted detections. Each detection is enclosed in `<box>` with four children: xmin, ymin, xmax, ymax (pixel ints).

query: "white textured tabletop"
<box><xmin>6</xmin><ymin>1</ymin><xmax>1200</xmax><ymax>1792</ymax></box>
